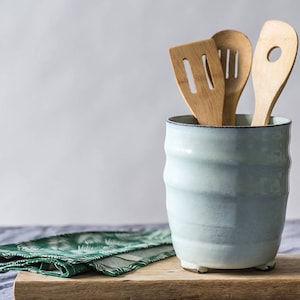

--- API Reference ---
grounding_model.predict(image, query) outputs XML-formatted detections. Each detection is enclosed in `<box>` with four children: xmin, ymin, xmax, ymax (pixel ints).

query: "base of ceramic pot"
<box><xmin>255</xmin><ymin>259</ymin><xmax>276</xmax><ymax>271</ymax></box>
<box><xmin>180</xmin><ymin>259</ymin><xmax>276</xmax><ymax>273</ymax></box>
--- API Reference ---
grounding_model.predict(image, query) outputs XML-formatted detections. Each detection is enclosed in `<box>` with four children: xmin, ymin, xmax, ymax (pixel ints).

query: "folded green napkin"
<box><xmin>0</xmin><ymin>229</ymin><xmax>175</xmax><ymax>277</ymax></box>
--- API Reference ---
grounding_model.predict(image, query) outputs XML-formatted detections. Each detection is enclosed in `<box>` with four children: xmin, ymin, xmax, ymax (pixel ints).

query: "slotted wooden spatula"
<box><xmin>212</xmin><ymin>30</ymin><xmax>252</xmax><ymax>125</ymax></box>
<box><xmin>169</xmin><ymin>39</ymin><xmax>225</xmax><ymax>126</ymax></box>
<box><xmin>251</xmin><ymin>20</ymin><xmax>298</xmax><ymax>126</ymax></box>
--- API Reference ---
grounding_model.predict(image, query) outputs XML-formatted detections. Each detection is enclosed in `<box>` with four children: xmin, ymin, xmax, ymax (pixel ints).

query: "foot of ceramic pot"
<box><xmin>255</xmin><ymin>259</ymin><xmax>276</xmax><ymax>271</ymax></box>
<box><xmin>198</xmin><ymin>266</ymin><xmax>209</xmax><ymax>273</ymax></box>
<box><xmin>180</xmin><ymin>261</ymin><xmax>209</xmax><ymax>273</ymax></box>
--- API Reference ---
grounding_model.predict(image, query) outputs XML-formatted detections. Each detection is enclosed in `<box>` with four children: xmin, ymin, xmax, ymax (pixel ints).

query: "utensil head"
<box><xmin>251</xmin><ymin>20</ymin><xmax>298</xmax><ymax>126</ymax></box>
<box><xmin>212</xmin><ymin>30</ymin><xmax>252</xmax><ymax>125</ymax></box>
<box><xmin>169</xmin><ymin>39</ymin><xmax>225</xmax><ymax>126</ymax></box>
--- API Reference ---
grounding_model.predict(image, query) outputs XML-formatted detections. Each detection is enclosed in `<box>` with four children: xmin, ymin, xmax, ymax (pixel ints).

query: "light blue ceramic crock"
<box><xmin>164</xmin><ymin>114</ymin><xmax>291</xmax><ymax>272</ymax></box>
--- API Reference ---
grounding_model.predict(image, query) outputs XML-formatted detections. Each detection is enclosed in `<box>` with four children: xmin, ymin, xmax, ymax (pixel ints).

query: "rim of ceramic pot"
<box><xmin>167</xmin><ymin>114</ymin><xmax>291</xmax><ymax>128</ymax></box>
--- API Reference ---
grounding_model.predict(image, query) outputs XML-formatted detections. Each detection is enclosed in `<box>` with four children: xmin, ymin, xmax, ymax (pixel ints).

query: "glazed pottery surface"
<box><xmin>164</xmin><ymin>114</ymin><xmax>291</xmax><ymax>271</ymax></box>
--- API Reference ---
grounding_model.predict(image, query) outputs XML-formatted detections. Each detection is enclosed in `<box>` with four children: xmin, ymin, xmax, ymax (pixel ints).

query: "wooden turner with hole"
<box><xmin>169</xmin><ymin>39</ymin><xmax>225</xmax><ymax>126</ymax></box>
<box><xmin>212</xmin><ymin>30</ymin><xmax>252</xmax><ymax>126</ymax></box>
<box><xmin>251</xmin><ymin>20</ymin><xmax>298</xmax><ymax>126</ymax></box>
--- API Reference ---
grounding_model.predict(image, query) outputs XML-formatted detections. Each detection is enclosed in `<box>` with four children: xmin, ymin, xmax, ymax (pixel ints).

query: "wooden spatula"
<box><xmin>251</xmin><ymin>20</ymin><xmax>298</xmax><ymax>126</ymax></box>
<box><xmin>212</xmin><ymin>30</ymin><xmax>252</xmax><ymax>126</ymax></box>
<box><xmin>169</xmin><ymin>39</ymin><xmax>225</xmax><ymax>126</ymax></box>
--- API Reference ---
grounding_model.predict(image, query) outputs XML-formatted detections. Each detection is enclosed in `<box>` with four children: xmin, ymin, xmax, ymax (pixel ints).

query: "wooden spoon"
<box><xmin>251</xmin><ymin>20</ymin><xmax>298</xmax><ymax>126</ymax></box>
<box><xmin>212</xmin><ymin>30</ymin><xmax>252</xmax><ymax>125</ymax></box>
<box><xmin>169</xmin><ymin>39</ymin><xmax>225</xmax><ymax>126</ymax></box>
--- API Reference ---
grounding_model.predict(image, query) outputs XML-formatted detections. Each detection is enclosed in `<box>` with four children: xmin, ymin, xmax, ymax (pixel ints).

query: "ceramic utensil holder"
<box><xmin>164</xmin><ymin>114</ymin><xmax>291</xmax><ymax>272</ymax></box>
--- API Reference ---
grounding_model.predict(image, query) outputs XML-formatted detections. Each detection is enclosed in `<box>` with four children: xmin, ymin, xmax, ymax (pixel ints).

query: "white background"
<box><xmin>0</xmin><ymin>0</ymin><xmax>299</xmax><ymax>225</ymax></box>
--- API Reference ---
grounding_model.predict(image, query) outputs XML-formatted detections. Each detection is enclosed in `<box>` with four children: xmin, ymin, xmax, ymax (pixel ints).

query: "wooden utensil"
<box><xmin>169</xmin><ymin>39</ymin><xmax>225</xmax><ymax>126</ymax></box>
<box><xmin>212</xmin><ymin>30</ymin><xmax>252</xmax><ymax>125</ymax></box>
<box><xmin>251</xmin><ymin>20</ymin><xmax>298</xmax><ymax>126</ymax></box>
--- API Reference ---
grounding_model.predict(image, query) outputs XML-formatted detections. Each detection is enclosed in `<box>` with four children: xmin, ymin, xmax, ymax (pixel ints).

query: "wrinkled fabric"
<box><xmin>0</xmin><ymin>229</ymin><xmax>175</xmax><ymax>277</ymax></box>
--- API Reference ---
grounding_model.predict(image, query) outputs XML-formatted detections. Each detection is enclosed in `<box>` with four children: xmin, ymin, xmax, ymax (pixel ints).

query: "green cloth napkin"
<box><xmin>0</xmin><ymin>229</ymin><xmax>175</xmax><ymax>277</ymax></box>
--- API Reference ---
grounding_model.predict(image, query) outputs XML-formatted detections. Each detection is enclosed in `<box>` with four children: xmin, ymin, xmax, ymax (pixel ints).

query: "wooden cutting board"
<box><xmin>14</xmin><ymin>254</ymin><xmax>300</xmax><ymax>300</ymax></box>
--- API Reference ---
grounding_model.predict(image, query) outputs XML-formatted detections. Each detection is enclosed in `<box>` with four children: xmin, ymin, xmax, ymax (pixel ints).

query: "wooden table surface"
<box><xmin>14</xmin><ymin>254</ymin><xmax>300</xmax><ymax>300</ymax></box>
